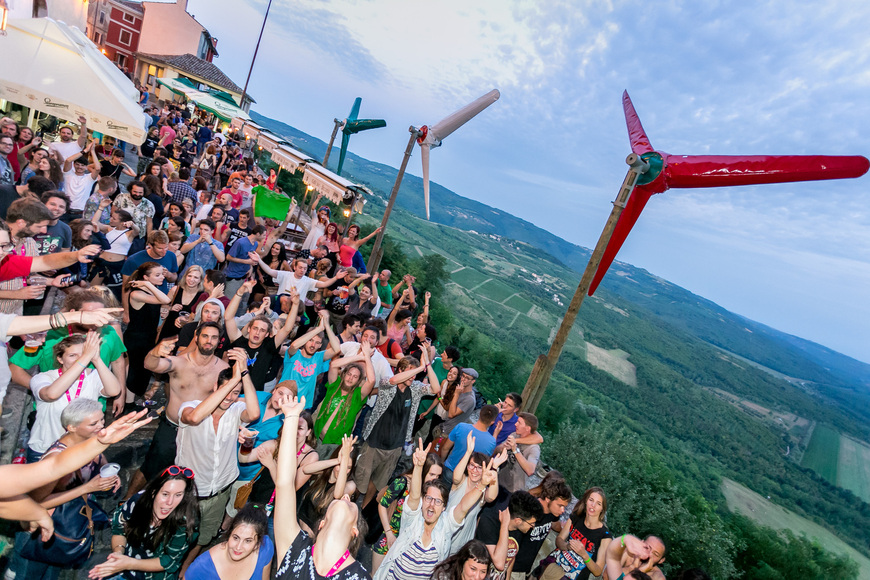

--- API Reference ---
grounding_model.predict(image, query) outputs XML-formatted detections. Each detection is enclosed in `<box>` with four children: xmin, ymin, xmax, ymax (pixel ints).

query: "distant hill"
<box><xmin>250</xmin><ymin>110</ymin><xmax>870</xmax><ymax>397</ymax></box>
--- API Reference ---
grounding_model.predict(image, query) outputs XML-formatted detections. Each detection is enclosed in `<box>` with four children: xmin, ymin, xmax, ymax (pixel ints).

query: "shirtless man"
<box><xmin>122</xmin><ymin>321</ymin><xmax>229</xmax><ymax>500</ymax></box>
<box><xmin>604</xmin><ymin>534</ymin><xmax>664</xmax><ymax>580</ymax></box>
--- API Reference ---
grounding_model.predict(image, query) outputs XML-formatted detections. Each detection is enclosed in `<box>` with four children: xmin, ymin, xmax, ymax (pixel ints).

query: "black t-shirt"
<box><xmin>0</xmin><ymin>183</ymin><xmax>20</xmax><ymax>220</ymax></box>
<box><xmin>99</xmin><ymin>160</ymin><xmax>124</xmax><ymax>180</ymax></box>
<box><xmin>140</xmin><ymin>136</ymin><xmax>159</xmax><ymax>158</ymax></box>
<box><xmin>476</xmin><ymin>507</ymin><xmax>525</xmax><ymax>580</ymax></box>
<box><xmin>513</xmin><ymin>511</ymin><xmax>557</xmax><ymax>573</ymax></box>
<box><xmin>556</xmin><ymin>515</ymin><xmax>612</xmax><ymax>580</ymax></box>
<box><xmin>231</xmin><ymin>335</ymin><xmax>280</xmax><ymax>391</ymax></box>
<box><xmin>225</xmin><ymin>224</ymin><xmax>251</xmax><ymax>252</ymax></box>
<box><xmin>325</xmin><ymin>277</ymin><xmax>354</xmax><ymax>314</ymax></box>
<box><xmin>275</xmin><ymin>529</ymin><xmax>370</xmax><ymax>580</ymax></box>
<box><xmin>367</xmin><ymin>386</ymin><xmax>413</xmax><ymax>450</ymax></box>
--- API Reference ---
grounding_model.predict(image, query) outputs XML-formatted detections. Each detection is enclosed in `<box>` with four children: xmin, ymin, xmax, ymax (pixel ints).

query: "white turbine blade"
<box><xmin>420</xmin><ymin>143</ymin><xmax>431</xmax><ymax>220</ymax></box>
<box><xmin>429</xmin><ymin>89</ymin><xmax>500</xmax><ymax>141</ymax></box>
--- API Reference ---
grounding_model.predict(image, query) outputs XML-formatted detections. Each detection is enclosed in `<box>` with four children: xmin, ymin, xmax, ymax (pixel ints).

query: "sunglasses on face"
<box><xmin>161</xmin><ymin>465</ymin><xmax>195</xmax><ymax>479</ymax></box>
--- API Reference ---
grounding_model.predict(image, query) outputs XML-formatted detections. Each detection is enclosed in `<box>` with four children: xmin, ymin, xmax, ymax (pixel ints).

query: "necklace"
<box><xmin>58</xmin><ymin>367</ymin><xmax>86</xmax><ymax>402</ymax></box>
<box><xmin>312</xmin><ymin>545</ymin><xmax>350</xmax><ymax>576</ymax></box>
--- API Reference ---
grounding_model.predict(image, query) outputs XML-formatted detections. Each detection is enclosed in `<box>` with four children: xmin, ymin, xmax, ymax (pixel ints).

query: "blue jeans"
<box><xmin>25</xmin><ymin>447</ymin><xmax>43</xmax><ymax>464</ymax></box>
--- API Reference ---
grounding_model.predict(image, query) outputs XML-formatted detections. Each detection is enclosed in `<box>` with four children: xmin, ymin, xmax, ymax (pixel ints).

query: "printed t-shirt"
<box><xmin>33</xmin><ymin>221</ymin><xmax>72</xmax><ymax>255</ymax></box>
<box><xmin>224</xmin><ymin>236</ymin><xmax>257</xmax><ymax>279</ymax></box>
<box><xmin>475</xmin><ymin>507</ymin><xmax>521</xmax><ymax>580</ymax></box>
<box><xmin>553</xmin><ymin>516</ymin><xmax>612</xmax><ymax>580</ymax></box>
<box><xmin>238</xmin><ymin>391</ymin><xmax>284</xmax><ymax>480</ymax></box>
<box><xmin>231</xmin><ymin>335</ymin><xmax>280</xmax><ymax>391</ymax></box>
<box><xmin>314</xmin><ymin>378</ymin><xmax>366</xmax><ymax>444</ymax></box>
<box><xmin>513</xmin><ymin>512</ymin><xmax>558</xmax><ymax>573</ymax></box>
<box><xmin>279</xmin><ymin>349</ymin><xmax>329</xmax><ymax>408</ymax></box>
<box><xmin>275</xmin><ymin>529</ymin><xmax>370</xmax><ymax>580</ymax></box>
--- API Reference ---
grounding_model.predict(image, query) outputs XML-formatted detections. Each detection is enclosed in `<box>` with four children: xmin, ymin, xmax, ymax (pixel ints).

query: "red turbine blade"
<box><xmin>623</xmin><ymin>90</ymin><xmax>654</xmax><ymax>155</ymax></box>
<box><xmin>588</xmin><ymin>185</ymin><xmax>656</xmax><ymax>296</ymax></box>
<box><xmin>665</xmin><ymin>155</ymin><xmax>870</xmax><ymax>188</ymax></box>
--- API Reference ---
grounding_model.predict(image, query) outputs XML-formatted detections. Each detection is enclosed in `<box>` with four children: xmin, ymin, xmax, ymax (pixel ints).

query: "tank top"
<box><xmin>106</xmin><ymin>228</ymin><xmax>132</xmax><ymax>255</ymax></box>
<box><xmin>338</xmin><ymin>244</ymin><xmax>356</xmax><ymax>268</ymax></box>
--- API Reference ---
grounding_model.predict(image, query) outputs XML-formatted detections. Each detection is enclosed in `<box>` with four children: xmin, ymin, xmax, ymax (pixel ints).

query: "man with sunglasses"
<box><xmin>175</xmin><ymin>349</ymin><xmax>261</xmax><ymax>571</ymax></box>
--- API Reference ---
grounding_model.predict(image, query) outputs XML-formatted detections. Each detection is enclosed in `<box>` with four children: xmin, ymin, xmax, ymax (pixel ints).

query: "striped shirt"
<box><xmin>386</xmin><ymin>540</ymin><xmax>439</xmax><ymax>580</ymax></box>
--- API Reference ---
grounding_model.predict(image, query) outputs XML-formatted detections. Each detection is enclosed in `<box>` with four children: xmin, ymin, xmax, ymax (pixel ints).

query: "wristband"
<box><xmin>621</xmin><ymin>535</ymin><xmax>625</xmax><ymax>548</ymax></box>
<box><xmin>77</xmin><ymin>361</ymin><xmax>88</xmax><ymax>370</ymax></box>
<box><xmin>241</xmin><ymin>370</ymin><xmax>249</xmax><ymax>378</ymax></box>
<box><xmin>583</xmin><ymin>556</ymin><xmax>592</xmax><ymax>564</ymax></box>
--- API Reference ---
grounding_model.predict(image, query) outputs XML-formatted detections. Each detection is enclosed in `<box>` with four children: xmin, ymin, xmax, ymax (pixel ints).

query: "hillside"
<box><xmin>251</xmin><ymin>111</ymin><xmax>870</xmax><ymax>423</ymax></box>
<box><xmin>249</xmin><ymin>111</ymin><xmax>870</xmax><ymax>572</ymax></box>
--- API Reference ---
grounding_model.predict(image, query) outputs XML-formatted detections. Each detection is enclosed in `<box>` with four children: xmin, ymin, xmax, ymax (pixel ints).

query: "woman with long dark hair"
<box><xmin>156</xmin><ymin>265</ymin><xmax>205</xmax><ymax>343</ymax></box>
<box><xmin>251</xmin><ymin>241</ymin><xmax>289</xmax><ymax>303</ymax></box>
<box><xmin>88</xmin><ymin>465</ymin><xmax>200</xmax><ymax>579</ymax></box>
<box><xmin>273</xmin><ymin>396</ymin><xmax>370</xmax><ymax>580</ymax></box>
<box><xmin>538</xmin><ymin>487</ymin><xmax>612</xmax><ymax>580</ymax></box>
<box><xmin>338</xmin><ymin>223</ymin><xmax>382</xmax><ymax>268</ymax></box>
<box><xmin>316</xmin><ymin>222</ymin><xmax>341</xmax><ymax>268</ymax></box>
<box><xmin>122</xmin><ymin>262</ymin><xmax>170</xmax><ymax>399</ymax></box>
<box><xmin>185</xmin><ymin>504</ymin><xmax>274</xmax><ymax>579</ymax></box>
<box><xmin>371</xmin><ymin>452</ymin><xmax>444</xmax><ymax>573</ymax></box>
<box><xmin>424</xmin><ymin>366</ymin><xmax>463</xmax><ymax>446</ymax></box>
<box><xmin>431</xmin><ymin>540</ymin><xmax>493</xmax><ymax>580</ymax></box>
<box><xmin>295</xmin><ymin>435</ymin><xmax>357</xmax><ymax>536</ymax></box>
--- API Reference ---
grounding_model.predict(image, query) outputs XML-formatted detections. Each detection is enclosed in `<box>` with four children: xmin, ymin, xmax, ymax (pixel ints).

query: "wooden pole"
<box><xmin>521</xmin><ymin>153</ymin><xmax>650</xmax><ymax>413</ymax></box>
<box><xmin>240</xmin><ymin>0</ymin><xmax>272</xmax><ymax>110</ymax></box>
<box><xmin>323</xmin><ymin>119</ymin><xmax>342</xmax><ymax>167</ymax></box>
<box><xmin>367</xmin><ymin>127</ymin><xmax>421</xmax><ymax>272</ymax></box>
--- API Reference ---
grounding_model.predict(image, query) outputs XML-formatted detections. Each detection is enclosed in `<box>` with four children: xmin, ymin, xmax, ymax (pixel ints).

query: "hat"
<box><xmin>462</xmin><ymin>368</ymin><xmax>478</xmax><ymax>380</ymax></box>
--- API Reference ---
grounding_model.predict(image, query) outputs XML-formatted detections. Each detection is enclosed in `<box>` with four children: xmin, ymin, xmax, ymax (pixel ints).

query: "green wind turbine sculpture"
<box><xmin>322</xmin><ymin>97</ymin><xmax>386</xmax><ymax>175</ymax></box>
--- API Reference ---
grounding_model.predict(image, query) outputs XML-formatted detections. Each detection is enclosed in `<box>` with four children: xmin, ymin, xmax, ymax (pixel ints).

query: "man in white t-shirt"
<box><xmin>49</xmin><ymin>116</ymin><xmax>88</xmax><ymax>162</ymax></box>
<box><xmin>62</xmin><ymin>142</ymin><xmax>100</xmax><ymax>212</ymax></box>
<box><xmin>238</xmin><ymin>173</ymin><xmax>254</xmax><ymax>209</ymax></box>
<box><xmin>254</xmin><ymin>255</ymin><xmax>345</xmax><ymax>312</ymax></box>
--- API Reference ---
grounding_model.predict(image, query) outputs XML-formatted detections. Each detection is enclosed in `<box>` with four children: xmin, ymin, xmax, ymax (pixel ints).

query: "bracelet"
<box><xmin>621</xmin><ymin>535</ymin><xmax>625</xmax><ymax>548</ymax></box>
<box><xmin>241</xmin><ymin>370</ymin><xmax>249</xmax><ymax>378</ymax></box>
<box><xmin>77</xmin><ymin>361</ymin><xmax>88</xmax><ymax>370</ymax></box>
<box><xmin>583</xmin><ymin>556</ymin><xmax>592</xmax><ymax>564</ymax></box>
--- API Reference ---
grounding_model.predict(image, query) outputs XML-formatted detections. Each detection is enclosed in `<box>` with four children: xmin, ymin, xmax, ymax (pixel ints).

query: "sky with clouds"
<box><xmin>187</xmin><ymin>0</ymin><xmax>870</xmax><ymax>363</ymax></box>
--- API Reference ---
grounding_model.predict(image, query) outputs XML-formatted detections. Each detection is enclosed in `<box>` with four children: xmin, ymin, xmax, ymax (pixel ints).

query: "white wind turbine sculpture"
<box><xmin>367</xmin><ymin>89</ymin><xmax>500</xmax><ymax>271</ymax></box>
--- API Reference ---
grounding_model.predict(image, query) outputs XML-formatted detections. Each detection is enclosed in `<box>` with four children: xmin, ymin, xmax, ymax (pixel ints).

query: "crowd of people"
<box><xmin>0</xmin><ymin>107</ymin><xmax>713</xmax><ymax>580</ymax></box>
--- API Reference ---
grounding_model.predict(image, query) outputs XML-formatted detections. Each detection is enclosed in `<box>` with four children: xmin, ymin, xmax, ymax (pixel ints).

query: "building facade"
<box><xmin>86</xmin><ymin>0</ymin><xmax>143</xmax><ymax>73</ymax></box>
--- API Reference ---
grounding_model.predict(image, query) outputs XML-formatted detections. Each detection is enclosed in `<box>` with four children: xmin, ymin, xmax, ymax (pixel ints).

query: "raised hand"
<box><xmin>492</xmin><ymin>448</ymin><xmax>509</xmax><ymax>469</ymax></box>
<box><xmin>466</xmin><ymin>429</ymin><xmax>476</xmax><ymax>451</ymax></box>
<box><xmin>241</xmin><ymin>278</ymin><xmax>256</xmax><ymax>294</ymax></box>
<box><xmin>80</xmin><ymin>330</ymin><xmax>102</xmax><ymax>364</ymax></box>
<box><xmin>360</xmin><ymin>341</ymin><xmax>373</xmax><ymax>357</ymax></box>
<box><xmin>226</xmin><ymin>347</ymin><xmax>247</xmax><ymax>368</ymax></box>
<box><xmin>412</xmin><ymin>437</ymin><xmax>430</xmax><ymax>467</ymax></box>
<box><xmin>480</xmin><ymin>459</ymin><xmax>498</xmax><ymax>487</ymax></box>
<box><xmin>281</xmin><ymin>395</ymin><xmax>306</xmax><ymax>417</ymax></box>
<box><xmin>79</xmin><ymin>308</ymin><xmax>123</xmax><ymax>328</ymax></box>
<box><xmin>339</xmin><ymin>434</ymin><xmax>357</xmax><ymax>458</ymax></box>
<box><xmin>498</xmin><ymin>508</ymin><xmax>511</xmax><ymax>527</ymax></box>
<box><xmin>97</xmin><ymin>410</ymin><xmax>152</xmax><ymax>445</ymax></box>
<box><xmin>154</xmin><ymin>337</ymin><xmax>178</xmax><ymax>358</ymax></box>
<box><xmin>210</xmin><ymin>283</ymin><xmax>225</xmax><ymax>299</ymax></box>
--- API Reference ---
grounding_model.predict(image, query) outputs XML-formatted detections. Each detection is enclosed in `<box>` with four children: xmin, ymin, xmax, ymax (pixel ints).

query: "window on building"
<box><xmin>119</xmin><ymin>29</ymin><xmax>132</xmax><ymax>46</ymax></box>
<box><xmin>123</xmin><ymin>12</ymin><xmax>136</xmax><ymax>24</ymax></box>
<box><xmin>94</xmin><ymin>32</ymin><xmax>103</xmax><ymax>45</ymax></box>
<box><xmin>116</xmin><ymin>54</ymin><xmax>127</xmax><ymax>69</ymax></box>
<box><xmin>99</xmin><ymin>11</ymin><xmax>105</xmax><ymax>24</ymax></box>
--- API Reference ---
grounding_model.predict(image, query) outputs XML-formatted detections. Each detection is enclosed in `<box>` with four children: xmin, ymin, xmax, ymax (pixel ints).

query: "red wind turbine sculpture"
<box><xmin>521</xmin><ymin>90</ymin><xmax>870</xmax><ymax>413</ymax></box>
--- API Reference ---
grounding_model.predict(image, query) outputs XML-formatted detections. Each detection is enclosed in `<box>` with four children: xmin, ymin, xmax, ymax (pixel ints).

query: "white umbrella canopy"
<box><xmin>0</xmin><ymin>18</ymin><xmax>148</xmax><ymax>144</ymax></box>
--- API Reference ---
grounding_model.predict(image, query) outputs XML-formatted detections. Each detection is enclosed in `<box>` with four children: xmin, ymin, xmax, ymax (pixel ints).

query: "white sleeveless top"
<box><xmin>106</xmin><ymin>228</ymin><xmax>132</xmax><ymax>255</ymax></box>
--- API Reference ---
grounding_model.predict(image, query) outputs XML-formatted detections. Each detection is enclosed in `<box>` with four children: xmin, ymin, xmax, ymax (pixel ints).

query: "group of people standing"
<box><xmin>0</xmin><ymin>106</ymin><xmax>698</xmax><ymax>580</ymax></box>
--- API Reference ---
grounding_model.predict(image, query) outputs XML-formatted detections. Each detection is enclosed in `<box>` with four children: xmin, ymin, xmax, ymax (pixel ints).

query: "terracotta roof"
<box><xmin>135</xmin><ymin>53</ymin><xmax>253</xmax><ymax>101</ymax></box>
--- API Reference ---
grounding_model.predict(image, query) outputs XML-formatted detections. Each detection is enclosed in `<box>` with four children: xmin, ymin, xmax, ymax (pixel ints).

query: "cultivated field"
<box><xmin>802</xmin><ymin>424</ymin><xmax>841</xmax><ymax>484</ymax></box>
<box><xmin>722</xmin><ymin>478</ymin><xmax>870</xmax><ymax>580</ymax></box>
<box><xmin>838</xmin><ymin>435</ymin><xmax>870</xmax><ymax>504</ymax></box>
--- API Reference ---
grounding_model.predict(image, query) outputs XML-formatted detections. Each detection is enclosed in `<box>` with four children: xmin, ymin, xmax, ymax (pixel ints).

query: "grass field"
<box><xmin>585</xmin><ymin>343</ymin><xmax>637</xmax><ymax>386</ymax></box>
<box><xmin>451</xmin><ymin>267</ymin><xmax>490</xmax><ymax>289</ymax></box>
<box><xmin>722</xmin><ymin>478</ymin><xmax>870</xmax><ymax>580</ymax></box>
<box><xmin>504</xmin><ymin>294</ymin><xmax>534</xmax><ymax>313</ymax></box>
<box><xmin>802</xmin><ymin>424</ymin><xmax>841</xmax><ymax>484</ymax></box>
<box><xmin>839</xmin><ymin>435</ymin><xmax>870</xmax><ymax>504</ymax></box>
<box><xmin>475</xmin><ymin>279</ymin><xmax>517</xmax><ymax>303</ymax></box>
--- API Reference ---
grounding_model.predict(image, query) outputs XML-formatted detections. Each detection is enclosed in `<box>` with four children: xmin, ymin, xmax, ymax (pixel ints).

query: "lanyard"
<box><xmin>312</xmin><ymin>546</ymin><xmax>350</xmax><ymax>577</ymax></box>
<box><xmin>58</xmin><ymin>368</ymin><xmax>86</xmax><ymax>403</ymax></box>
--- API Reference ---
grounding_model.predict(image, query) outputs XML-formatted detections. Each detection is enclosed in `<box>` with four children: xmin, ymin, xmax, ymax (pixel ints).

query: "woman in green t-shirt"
<box><xmin>313</xmin><ymin>343</ymin><xmax>376</xmax><ymax>450</ymax></box>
